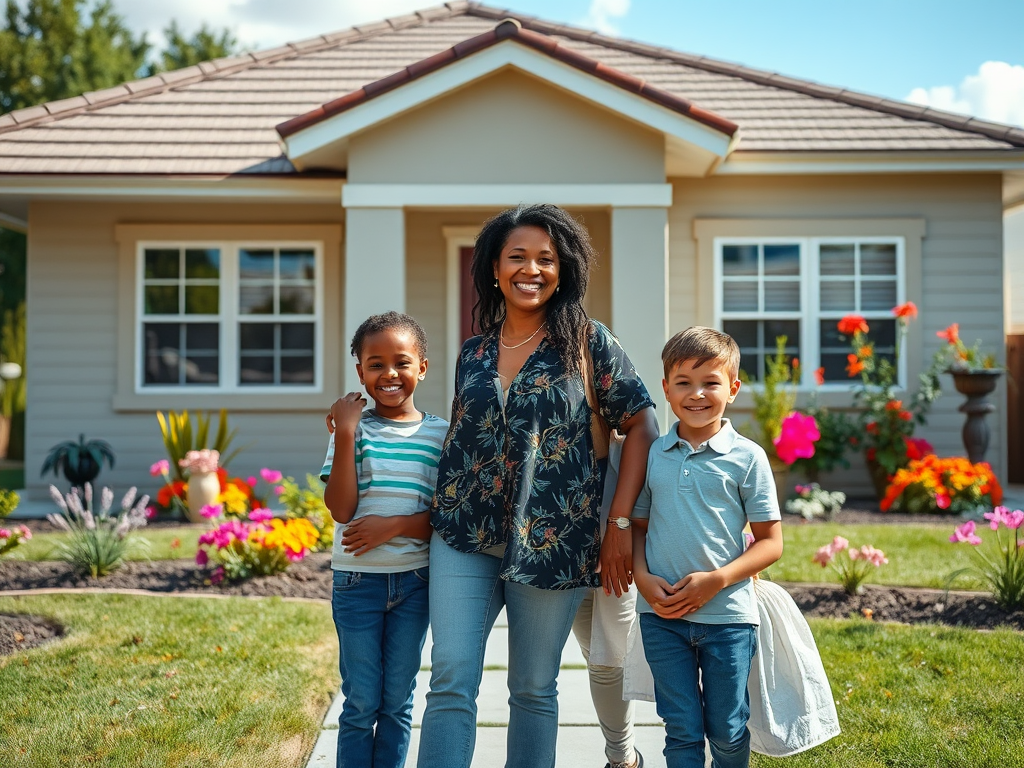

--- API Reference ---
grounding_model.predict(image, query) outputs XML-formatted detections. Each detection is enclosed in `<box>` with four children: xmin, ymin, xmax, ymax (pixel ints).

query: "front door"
<box><xmin>459</xmin><ymin>245</ymin><xmax>478</xmax><ymax>343</ymax></box>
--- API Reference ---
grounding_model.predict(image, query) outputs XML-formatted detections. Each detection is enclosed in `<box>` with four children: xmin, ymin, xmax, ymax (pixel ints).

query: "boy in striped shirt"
<box><xmin>322</xmin><ymin>311</ymin><xmax>448</xmax><ymax>768</ymax></box>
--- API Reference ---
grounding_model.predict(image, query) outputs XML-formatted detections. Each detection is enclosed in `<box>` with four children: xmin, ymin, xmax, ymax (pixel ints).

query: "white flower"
<box><xmin>121</xmin><ymin>487</ymin><xmax>137</xmax><ymax>512</ymax></box>
<box><xmin>49</xmin><ymin>485</ymin><xmax>68</xmax><ymax>514</ymax></box>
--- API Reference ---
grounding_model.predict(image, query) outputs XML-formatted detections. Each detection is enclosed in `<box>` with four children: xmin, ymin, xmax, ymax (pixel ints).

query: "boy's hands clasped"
<box><xmin>634</xmin><ymin>568</ymin><xmax>725</xmax><ymax>619</ymax></box>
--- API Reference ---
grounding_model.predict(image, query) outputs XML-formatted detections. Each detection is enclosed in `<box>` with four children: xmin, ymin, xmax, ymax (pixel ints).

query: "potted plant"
<box><xmin>41</xmin><ymin>434</ymin><xmax>115</xmax><ymax>489</ymax></box>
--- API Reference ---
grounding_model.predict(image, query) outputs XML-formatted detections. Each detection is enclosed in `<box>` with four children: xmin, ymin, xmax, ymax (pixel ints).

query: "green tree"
<box><xmin>149</xmin><ymin>20</ymin><xmax>237</xmax><ymax>73</ymax></box>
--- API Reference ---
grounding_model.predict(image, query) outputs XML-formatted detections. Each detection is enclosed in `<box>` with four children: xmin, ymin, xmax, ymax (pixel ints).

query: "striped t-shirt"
<box><xmin>320</xmin><ymin>409</ymin><xmax>448</xmax><ymax>573</ymax></box>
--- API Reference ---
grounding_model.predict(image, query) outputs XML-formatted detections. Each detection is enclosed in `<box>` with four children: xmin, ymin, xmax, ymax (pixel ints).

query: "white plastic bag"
<box><xmin>622</xmin><ymin>579</ymin><xmax>841</xmax><ymax>757</ymax></box>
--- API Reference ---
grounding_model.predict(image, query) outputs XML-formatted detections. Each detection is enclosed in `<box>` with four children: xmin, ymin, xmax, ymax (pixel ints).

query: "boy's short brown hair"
<box><xmin>662</xmin><ymin>326</ymin><xmax>741</xmax><ymax>381</ymax></box>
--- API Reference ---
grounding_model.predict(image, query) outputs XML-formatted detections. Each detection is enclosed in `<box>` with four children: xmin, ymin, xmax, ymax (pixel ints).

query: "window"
<box><xmin>716</xmin><ymin>237</ymin><xmax>904</xmax><ymax>386</ymax></box>
<box><xmin>138</xmin><ymin>242</ymin><xmax>322</xmax><ymax>392</ymax></box>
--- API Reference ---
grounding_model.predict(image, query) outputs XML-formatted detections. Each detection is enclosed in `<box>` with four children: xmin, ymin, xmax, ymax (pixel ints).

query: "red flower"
<box><xmin>898</xmin><ymin>410</ymin><xmax>912</xmax><ymax>421</ymax></box>
<box><xmin>885</xmin><ymin>399</ymin><xmax>903</xmax><ymax>411</ymax></box>
<box><xmin>846</xmin><ymin>354</ymin><xmax>865</xmax><ymax>376</ymax></box>
<box><xmin>866</xmin><ymin>447</ymin><xmax>876</xmax><ymax>461</ymax></box>
<box><xmin>892</xmin><ymin>302</ymin><xmax>918</xmax><ymax>320</ymax></box>
<box><xmin>937</xmin><ymin>323</ymin><xmax>960</xmax><ymax>345</ymax></box>
<box><xmin>838</xmin><ymin>315</ymin><xmax>869</xmax><ymax>336</ymax></box>
<box><xmin>814</xmin><ymin>367</ymin><xmax>825</xmax><ymax>386</ymax></box>
<box><xmin>157</xmin><ymin>480</ymin><xmax>186</xmax><ymax>508</ymax></box>
<box><xmin>866</xmin><ymin>421</ymin><xmax>878</xmax><ymax>435</ymax></box>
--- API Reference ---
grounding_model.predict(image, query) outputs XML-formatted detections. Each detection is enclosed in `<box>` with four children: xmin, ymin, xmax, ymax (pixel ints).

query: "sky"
<box><xmin>109</xmin><ymin>0</ymin><xmax>1024</xmax><ymax>126</ymax></box>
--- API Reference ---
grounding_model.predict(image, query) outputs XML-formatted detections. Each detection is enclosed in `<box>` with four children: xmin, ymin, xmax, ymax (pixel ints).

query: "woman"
<box><xmin>418</xmin><ymin>204</ymin><xmax>659</xmax><ymax>768</ymax></box>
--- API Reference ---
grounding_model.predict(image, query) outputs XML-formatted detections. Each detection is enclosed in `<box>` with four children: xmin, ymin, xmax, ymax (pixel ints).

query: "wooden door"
<box><xmin>1008</xmin><ymin>334</ymin><xmax>1023</xmax><ymax>483</ymax></box>
<box><xmin>459</xmin><ymin>246</ymin><xmax>478</xmax><ymax>343</ymax></box>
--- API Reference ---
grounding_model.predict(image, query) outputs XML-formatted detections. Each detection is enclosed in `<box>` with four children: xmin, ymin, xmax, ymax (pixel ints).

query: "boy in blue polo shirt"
<box><xmin>631</xmin><ymin>326</ymin><xmax>784</xmax><ymax>768</ymax></box>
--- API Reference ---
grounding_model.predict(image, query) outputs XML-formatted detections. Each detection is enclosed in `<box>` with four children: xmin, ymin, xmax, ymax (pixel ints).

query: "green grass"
<box><xmin>751</xmin><ymin>618</ymin><xmax>1024</xmax><ymax>768</ymax></box>
<box><xmin>16</xmin><ymin>526</ymin><xmax>201</xmax><ymax>562</ymax></box>
<box><xmin>0</xmin><ymin>594</ymin><xmax>339</xmax><ymax>768</ymax></box>
<box><xmin>766</xmin><ymin>522</ymin><xmax>988</xmax><ymax>590</ymax></box>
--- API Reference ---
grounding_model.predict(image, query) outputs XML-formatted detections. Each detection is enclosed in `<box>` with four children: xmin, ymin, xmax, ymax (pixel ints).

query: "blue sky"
<box><xmin>113</xmin><ymin>0</ymin><xmax>1024</xmax><ymax>125</ymax></box>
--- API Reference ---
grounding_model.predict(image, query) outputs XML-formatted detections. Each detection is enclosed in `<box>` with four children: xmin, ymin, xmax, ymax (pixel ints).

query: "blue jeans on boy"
<box><xmin>640</xmin><ymin>613</ymin><xmax>757</xmax><ymax>768</ymax></box>
<box><xmin>331</xmin><ymin>567</ymin><xmax>430</xmax><ymax>768</ymax></box>
<box><xmin>417</xmin><ymin>533</ymin><xmax>588</xmax><ymax>768</ymax></box>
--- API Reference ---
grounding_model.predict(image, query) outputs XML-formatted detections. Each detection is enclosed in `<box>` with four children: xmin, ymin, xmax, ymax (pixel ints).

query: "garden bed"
<box><xmin>0</xmin><ymin>613</ymin><xmax>64</xmax><ymax>655</ymax></box>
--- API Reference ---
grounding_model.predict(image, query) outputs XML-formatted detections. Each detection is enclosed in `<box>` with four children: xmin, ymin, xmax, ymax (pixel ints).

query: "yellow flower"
<box><xmin>219</xmin><ymin>484</ymin><xmax>250</xmax><ymax>516</ymax></box>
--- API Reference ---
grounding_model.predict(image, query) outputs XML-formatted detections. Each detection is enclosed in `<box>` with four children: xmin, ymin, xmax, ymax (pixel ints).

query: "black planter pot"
<box><xmin>948</xmin><ymin>369</ymin><xmax>1004</xmax><ymax>464</ymax></box>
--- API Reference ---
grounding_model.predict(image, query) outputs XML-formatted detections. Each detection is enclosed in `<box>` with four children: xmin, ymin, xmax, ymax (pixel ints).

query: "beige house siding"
<box><xmin>26</xmin><ymin>200</ymin><xmax>345</xmax><ymax>500</ymax></box>
<box><xmin>667</xmin><ymin>173</ymin><xmax>1007</xmax><ymax>491</ymax></box>
<box><xmin>347</xmin><ymin>70</ymin><xmax>666</xmax><ymax>184</ymax></box>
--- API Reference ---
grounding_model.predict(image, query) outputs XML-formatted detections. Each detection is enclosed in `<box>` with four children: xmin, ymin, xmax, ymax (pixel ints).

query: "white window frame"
<box><xmin>135</xmin><ymin>240</ymin><xmax>324</xmax><ymax>394</ymax></box>
<box><xmin>713</xmin><ymin>236</ymin><xmax>906</xmax><ymax>390</ymax></box>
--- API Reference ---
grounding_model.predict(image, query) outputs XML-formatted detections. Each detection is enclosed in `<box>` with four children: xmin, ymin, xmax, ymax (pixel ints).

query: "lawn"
<box><xmin>752</xmin><ymin>618</ymin><xmax>1024</xmax><ymax>768</ymax></box>
<box><xmin>0</xmin><ymin>593</ymin><xmax>338</xmax><ymax>768</ymax></box>
<box><xmin>766</xmin><ymin>521</ymin><xmax>988</xmax><ymax>590</ymax></box>
<box><xmin>17</xmin><ymin>525</ymin><xmax>201</xmax><ymax>562</ymax></box>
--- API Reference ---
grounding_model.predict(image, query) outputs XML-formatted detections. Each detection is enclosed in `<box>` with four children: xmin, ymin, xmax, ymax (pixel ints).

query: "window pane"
<box><xmin>764</xmin><ymin>280</ymin><xmax>800</xmax><ymax>311</ymax></box>
<box><xmin>723</xmin><ymin>281</ymin><xmax>758</xmax><ymax>312</ymax></box>
<box><xmin>240</xmin><ymin>249</ymin><xmax>275</xmax><ymax>279</ymax></box>
<box><xmin>145</xmin><ymin>249</ymin><xmax>179</xmax><ymax>279</ymax></box>
<box><xmin>143</xmin><ymin>323</ymin><xmax>180</xmax><ymax>385</ymax></box>
<box><xmin>279</xmin><ymin>286</ymin><xmax>314</xmax><ymax>315</ymax></box>
<box><xmin>763</xmin><ymin>244</ymin><xmax>800</xmax><ymax>276</ymax></box>
<box><xmin>868</xmin><ymin>319</ymin><xmax>897</xmax><ymax>353</ymax></box>
<box><xmin>861</xmin><ymin>243</ymin><xmax>896</xmax><ymax>275</ymax></box>
<box><xmin>144</xmin><ymin>285</ymin><xmax>179</xmax><ymax>315</ymax></box>
<box><xmin>765</xmin><ymin>320</ymin><xmax>800</xmax><ymax>349</ymax></box>
<box><xmin>185</xmin><ymin>286</ymin><xmax>219</xmax><ymax>315</ymax></box>
<box><xmin>184</xmin><ymin>354</ymin><xmax>219</xmax><ymax>384</ymax></box>
<box><xmin>861</xmin><ymin>280</ymin><xmax>897</xmax><ymax>311</ymax></box>
<box><xmin>239</xmin><ymin>356</ymin><xmax>274</xmax><ymax>384</ymax></box>
<box><xmin>723</xmin><ymin>319</ymin><xmax>799</xmax><ymax>382</ymax></box>
<box><xmin>723</xmin><ymin>320</ymin><xmax>758</xmax><ymax>349</ymax></box>
<box><xmin>279</xmin><ymin>250</ymin><xmax>315</xmax><ymax>280</ymax></box>
<box><xmin>281</xmin><ymin>356</ymin><xmax>315</xmax><ymax>384</ymax></box>
<box><xmin>186</xmin><ymin>323</ymin><xmax>219</xmax><ymax>352</ymax></box>
<box><xmin>722</xmin><ymin>245</ymin><xmax>757</xmax><ymax>276</ymax></box>
<box><xmin>185</xmin><ymin>249</ymin><xmax>220</xmax><ymax>278</ymax></box>
<box><xmin>820</xmin><ymin>280</ymin><xmax>856</xmax><ymax>311</ymax></box>
<box><xmin>240</xmin><ymin>285</ymin><xmax>275</xmax><ymax>314</ymax></box>
<box><xmin>240</xmin><ymin>322</ymin><xmax>275</xmax><ymax>351</ymax></box>
<box><xmin>820</xmin><ymin>352</ymin><xmax>850</xmax><ymax>382</ymax></box>
<box><xmin>281</xmin><ymin>323</ymin><xmax>315</xmax><ymax>351</ymax></box>
<box><xmin>819</xmin><ymin>244</ymin><xmax>855</xmax><ymax>276</ymax></box>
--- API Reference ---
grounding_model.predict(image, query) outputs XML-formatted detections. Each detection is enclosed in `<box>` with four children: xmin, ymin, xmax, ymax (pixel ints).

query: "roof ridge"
<box><xmin>464</xmin><ymin>3</ymin><xmax>1024</xmax><ymax>148</ymax></box>
<box><xmin>0</xmin><ymin>1</ymin><xmax>473</xmax><ymax>135</ymax></box>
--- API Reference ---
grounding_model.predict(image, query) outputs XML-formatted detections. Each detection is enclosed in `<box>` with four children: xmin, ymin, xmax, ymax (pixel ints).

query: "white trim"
<box><xmin>343</xmin><ymin>183</ymin><xmax>672</xmax><ymax>208</ymax></box>
<box><xmin>716</xmin><ymin>151</ymin><xmax>1024</xmax><ymax>175</ymax></box>
<box><xmin>0</xmin><ymin>212</ymin><xmax>27</xmax><ymax>232</ymax></box>
<box><xmin>443</xmin><ymin>226</ymin><xmax>479</xmax><ymax>410</ymax></box>
<box><xmin>0</xmin><ymin>176</ymin><xmax>343</xmax><ymax>202</ymax></box>
<box><xmin>135</xmin><ymin>240</ymin><xmax>324</xmax><ymax>395</ymax></box>
<box><xmin>284</xmin><ymin>41</ymin><xmax>733</xmax><ymax>169</ymax></box>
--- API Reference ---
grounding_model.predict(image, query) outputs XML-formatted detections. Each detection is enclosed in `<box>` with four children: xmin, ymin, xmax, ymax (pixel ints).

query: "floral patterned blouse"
<box><xmin>431</xmin><ymin>320</ymin><xmax>655</xmax><ymax>590</ymax></box>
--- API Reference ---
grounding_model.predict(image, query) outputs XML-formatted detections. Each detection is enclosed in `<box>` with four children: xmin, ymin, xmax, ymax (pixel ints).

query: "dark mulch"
<box><xmin>0</xmin><ymin>613</ymin><xmax>65</xmax><ymax>656</ymax></box>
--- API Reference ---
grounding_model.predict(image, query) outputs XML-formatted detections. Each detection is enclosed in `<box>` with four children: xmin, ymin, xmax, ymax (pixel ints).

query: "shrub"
<box><xmin>881</xmin><ymin>455</ymin><xmax>1002</xmax><ymax>514</ymax></box>
<box><xmin>813</xmin><ymin>535</ymin><xmax>888</xmax><ymax>595</ymax></box>
<box><xmin>785</xmin><ymin>483</ymin><xmax>846</xmax><ymax>521</ymax></box>
<box><xmin>0</xmin><ymin>523</ymin><xmax>31</xmax><ymax>557</ymax></box>
<box><xmin>275</xmin><ymin>473</ymin><xmax>334</xmax><ymax>550</ymax></box>
<box><xmin>196</xmin><ymin>506</ymin><xmax>319</xmax><ymax>582</ymax></box>
<box><xmin>948</xmin><ymin>509</ymin><xmax>1024</xmax><ymax>611</ymax></box>
<box><xmin>47</xmin><ymin>484</ymin><xmax>150</xmax><ymax>577</ymax></box>
<box><xmin>0</xmin><ymin>488</ymin><xmax>19</xmax><ymax>518</ymax></box>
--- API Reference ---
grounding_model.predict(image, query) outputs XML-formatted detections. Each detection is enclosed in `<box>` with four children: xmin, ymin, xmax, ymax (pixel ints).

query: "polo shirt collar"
<box><xmin>663</xmin><ymin>418</ymin><xmax>739</xmax><ymax>454</ymax></box>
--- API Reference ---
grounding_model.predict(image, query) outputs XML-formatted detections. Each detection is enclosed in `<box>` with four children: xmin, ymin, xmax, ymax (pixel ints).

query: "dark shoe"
<box><xmin>605</xmin><ymin>750</ymin><xmax>643</xmax><ymax>768</ymax></box>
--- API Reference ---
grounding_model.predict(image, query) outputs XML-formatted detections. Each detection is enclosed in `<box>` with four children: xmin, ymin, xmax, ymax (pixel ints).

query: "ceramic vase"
<box><xmin>186</xmin><ymin>470</ymin><xmax>221</xmax><ymax>523</ymax></box>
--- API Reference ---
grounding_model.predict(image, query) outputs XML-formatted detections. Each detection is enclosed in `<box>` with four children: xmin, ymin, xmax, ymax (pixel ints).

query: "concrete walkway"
<box><xmin>304</xmin><ymin>608</ymin><xmax>669</xmax><ymax>768</ymax></box>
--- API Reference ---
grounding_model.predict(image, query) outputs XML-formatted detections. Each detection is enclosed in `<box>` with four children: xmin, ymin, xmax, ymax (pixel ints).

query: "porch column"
<box><xmin>343</xmin><ymin>206</ymin><xmax>405</xmax><ymax>393</ymax></box>
<box><xmin>610</xmin><ymin>206</ymin><xmax>670</xmax><ymax>430</ymax></box>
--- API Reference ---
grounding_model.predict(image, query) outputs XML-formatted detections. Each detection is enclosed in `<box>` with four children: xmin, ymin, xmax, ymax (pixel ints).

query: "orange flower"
<box><xmin>892</xmin><ymin>302</ymin><xmax>918</xmax><ymax>320</ymax></box>
<box><xmin>846</xmin><ymin>353</ymin><xmax>865</xmax><ymax>376</ymax></box>
<box><xmin>814</xmin><ymin>367</ymin><xmax>825</xmax><ymax>386</ymax></box>
<box><xmin>792</xmin><ymin>357</ymin><xmax>800</xmax><ymax>370</ymax></box>
<box><xmin>937</xmin><ymin>323</ymin><xmax>960</xmax><ymax>345</ymax></box>
<box><xmin>885</xmin><ymin>400</ymin><xmax>903</xmax><ymax>411</ymax></box>
<box><xmin>838</xmin><ymin>315</ymin><xmax>869</xmax><ymax>336</ymax></box>
<box><xmin>857</xmin><ymin>345</ymin><xmax>873</xmax><ymax>358</ymax></box>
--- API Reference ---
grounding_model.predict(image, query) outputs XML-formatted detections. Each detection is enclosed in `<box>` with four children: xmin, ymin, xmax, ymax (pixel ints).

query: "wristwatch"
<box><xmin>608</xmin><ymin>516</ymin><xmax>631</xmax><ymax>530</ymax></box>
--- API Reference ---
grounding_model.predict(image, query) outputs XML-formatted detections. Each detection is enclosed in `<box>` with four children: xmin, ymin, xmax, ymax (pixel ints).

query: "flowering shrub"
<box><xmin>935</xmin><ymin>323</ymin><xmax>999</xmax><ymax>372</ymax></box>
<box><xmin>773</xmin><ymin>412</ymin><xmax>820</xmax><ymax>465</ymax></box>
<box><xmin>196</xmin><ymin>506</ymin><xmax>320</xmax><ymax>582</ymax></box>
<box><xmin>785</xmin><ymin>483</ymin><xmax>846</xmax><ymax>521</ymax></box>
<box><xmin>0</xmin><ymin>523</ymin><xmax>31</xmax><ymax>557</ymax></box>
<box><xmin>47</xmin><ymin>483</ymin><xmax>150</xmax><ymax>577</ymax></box>
<box><xmin>813</xmin><ymin>535</ymin><xmax>888</xmax><ymax>595</ymax></box>
<box><xmin>276</xmin><ymin>473</ymin><xmax>334</xmax><ymax>550</ymax></box>
<box><xmin>838</xmin><ymin>302</ymin><xmax>942</xmax><ymax>478</ymax></box>
<box><xmin>948</xmin><ymin>508</ymin><xmax>1024</xmax><ymax>610</ymax></box>
<box><xmin>881</xmin><ymin>455</ymin><xmax>1002</xmax><ymax>514</ymax></box>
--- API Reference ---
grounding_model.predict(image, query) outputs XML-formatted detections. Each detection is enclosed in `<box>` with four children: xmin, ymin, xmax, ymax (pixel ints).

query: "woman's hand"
<box><xmin>327</xmin><ymin>392</ymin><xmax>367</xmax><ymax>435</ymax></box>
<box><xmin>341</xmin><ymin>515</ymin><xmax>400</xmax><ymax>556</ymax></box>
<box><xmin>598</xmin><ymin>526</ymin><xmax>632</xmax><ymax>597</ymax></box>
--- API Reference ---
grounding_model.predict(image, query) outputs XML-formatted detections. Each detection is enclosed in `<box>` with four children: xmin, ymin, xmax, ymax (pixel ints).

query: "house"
<box><xmin>0</xmin><ymin>1</ymin><xmax>1021</xmax><ymax>500</ymax></box>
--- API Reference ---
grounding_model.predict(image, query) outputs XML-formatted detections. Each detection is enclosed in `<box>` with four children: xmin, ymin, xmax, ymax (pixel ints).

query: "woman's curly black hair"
<box><xmin>470</xmin><ymin>204</ymin><xmax>596</xmax><ymax>375</ymax></box>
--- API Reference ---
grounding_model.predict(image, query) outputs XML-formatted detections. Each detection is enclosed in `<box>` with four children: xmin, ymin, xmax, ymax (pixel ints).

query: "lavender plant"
<box><xmin>48</xmin><ymin>483</ymin><xmax>151</xmax><ymax>577</ymax></box>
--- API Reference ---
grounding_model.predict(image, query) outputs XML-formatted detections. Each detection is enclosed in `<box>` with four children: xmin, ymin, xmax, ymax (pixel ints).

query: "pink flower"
<box><xmin>200</xmin><ymin>503</ymin><xmax>224</xmax><ymax>519</ymax></box>
<box><xmin>743</xmin><ymin>532</ymin><xmax>755</xmax><ymax>550</ymax></box>
<box><xmin>260</xmin><ymin>468</ymin><xmax>283</xmax><ymax>484</ymax></box>
<box><xmin>274</xmin><ymin>485</ymin><xmax>285</xmax><ymax>495</ymax></box>
<box><xmin>950</xmin><ymin>520</ymin><xmax>982</xmax><ymax>545</ymax></box>
<box><xmin>150</xmin><ymin>460</ymin><xmax>170</xmax><ymax>477</ymax></box>
<box><xmin>812</xmin><ymin>545</ymin><xmax>834</xmax><ymax>567</ymax></box>
<box><xmin>17</xmin><ymin>525</ymin><xmax>31</xmax><ymax>541</ymax></box>
<box><xmin>831</xmin><ymin>536</ymin><xmax>849</xmax><ymax>552</ymax></box>
<box><xmin>248</xmin><ymin>508</ymin><xmax>273</xmax><ymax>522</ymax></box>
<box><xmin>195</xmin><ymin>549</ymin><xmax>209</xmax><ymax>566</ymax></box>
<box><xmin>210</xmin><ymin>567</ymin><xmax>225</xmax><ymax>585</ymax></box>
<box><xmin>773</xmin><ymin>412</ymin><xmax>821</xmax><ymax>465</ymax></box>
<box><xmin>247</xmin><ymin>476</ymin><xmax>258</xmax><ymax>488</ymax></box>
<box><xmin>0</xmin><ymin>529</ymin><xmax>9</xmax><ymax>539</ymax></box>
<box><xmin>935</xmin><ymin>493</ymin><xmax>951</xmax><ymax>510</ymax></box>
<box><xmin>795</xmin><ymin>484</ymin><xmax>810</xmax><ymax>495</ymax></box>
<box><xmin>285</xmin><ymin>550</ymin><xmax>305</xmax><ymax>562</ymax></box>
<box><xmin>1007</xmin><ymin>510</ymin><xmax>1024</xmax><ymax>529</ymax></box>
<box><xmin>145</xmin><ymin>505</ymin><xmax>158</xmax><ymax>520</ymax></box>
<box><xmin>850</xmin><ymin>545</ymin><xmax>888</xmax><ymax>566</ymax></box>
<box><xmin>179</xmin><ymin>449</ymin><xmax>219</xmax><ymax>475</ymax></box>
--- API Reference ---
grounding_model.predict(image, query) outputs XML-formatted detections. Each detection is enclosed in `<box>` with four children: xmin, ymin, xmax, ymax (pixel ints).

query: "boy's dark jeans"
<box><xmin>331</xmin><ymin>567</ymin><xmax>429</xmax><ymax>768</ymax></box>
<box><xmin>640</xmin><ymin>613</ymin><xmax>757</xmax><ymax>768</ymax></box>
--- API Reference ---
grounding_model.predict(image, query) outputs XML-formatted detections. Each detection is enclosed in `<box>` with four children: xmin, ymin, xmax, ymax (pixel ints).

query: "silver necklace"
<box><xmin>499</xmin><ymin>321</ymin><xmax>546</xmax><ymax>350</ymax></box>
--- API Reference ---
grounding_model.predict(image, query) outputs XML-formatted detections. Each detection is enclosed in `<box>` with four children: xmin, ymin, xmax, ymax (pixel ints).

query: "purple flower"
<box><xmin>248</xmin><ymin>508</ymin><xmax>273</xmax><ymax>523</ymax></box>
<box><xmin>195</xmin><ymin>549</ymin><xmax>209</xmax><ymax>566</ymax></box>
<box><xmin>200</xmin><ymin>503</ymin><xmax>223</xmax><ymax>519</ymax></box>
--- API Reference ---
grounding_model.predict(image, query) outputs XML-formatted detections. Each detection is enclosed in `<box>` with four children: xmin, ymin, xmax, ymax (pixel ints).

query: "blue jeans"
<box><xmin>640</xmin><ymin>614</ymin><xmax>757</xmax><ymax>768</ymax></box>
<box><xmin>331</xmin><ymin>567</ymin><xmax>430</xmax><ymax>768</ymax></box>
<box><xmin>417</xmin><ymin>533</ymin><xmax>589</xmax><ymax>768</ymax></box>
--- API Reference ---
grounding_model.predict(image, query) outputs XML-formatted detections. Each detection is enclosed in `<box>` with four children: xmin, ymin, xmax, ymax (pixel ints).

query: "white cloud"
<box><xmin>907</xmin><ymin>61</ymin><xmax>1024</xmax><ymax>127</ymax></box>
<box><xmin>581</xmin><ymin>0</ymin><xmax>630</xmax><ymax>36</ymax></box>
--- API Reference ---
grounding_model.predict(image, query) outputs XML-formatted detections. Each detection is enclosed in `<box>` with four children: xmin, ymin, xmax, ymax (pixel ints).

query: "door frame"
<box><xmin>444</xmin><ymin>226</ymin><xmax>479</xmax><ymax>409</ymax></box>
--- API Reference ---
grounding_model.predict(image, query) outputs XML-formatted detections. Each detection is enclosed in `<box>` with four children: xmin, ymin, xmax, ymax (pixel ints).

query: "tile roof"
<box><xmin>0</xmin><ymin>1</ymin><xmax>1020</xmax><ymax>176</ymax></box>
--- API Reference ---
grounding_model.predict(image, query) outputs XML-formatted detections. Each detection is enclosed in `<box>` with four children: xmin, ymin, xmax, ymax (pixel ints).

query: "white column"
<box><xmin>610</xmin><ymin>206</ymin><xmax>670</xmax><ymax>431</ymax></box>
<box><xmin>343</xmin><ymin>207</ymin><xmax>405</xmax><ymax>393</ymax></box>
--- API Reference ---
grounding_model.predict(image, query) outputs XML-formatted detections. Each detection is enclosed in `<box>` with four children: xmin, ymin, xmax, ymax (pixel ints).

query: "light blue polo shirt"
<box><xmin>632</xmin><ymin>418</ymin><xmax>780</xmax><ymax>625</ymax></box>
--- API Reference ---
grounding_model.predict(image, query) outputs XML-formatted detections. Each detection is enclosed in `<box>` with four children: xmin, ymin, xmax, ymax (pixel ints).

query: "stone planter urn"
<box><xmin>948</xmin><ymin>369</ymin><xmax>1004</xmax><ymax>464</ymax></box>
<box><xmin>186</xmin><ymin>470</ymin><xmax>221</xmax><ymax>523</ymax></box>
